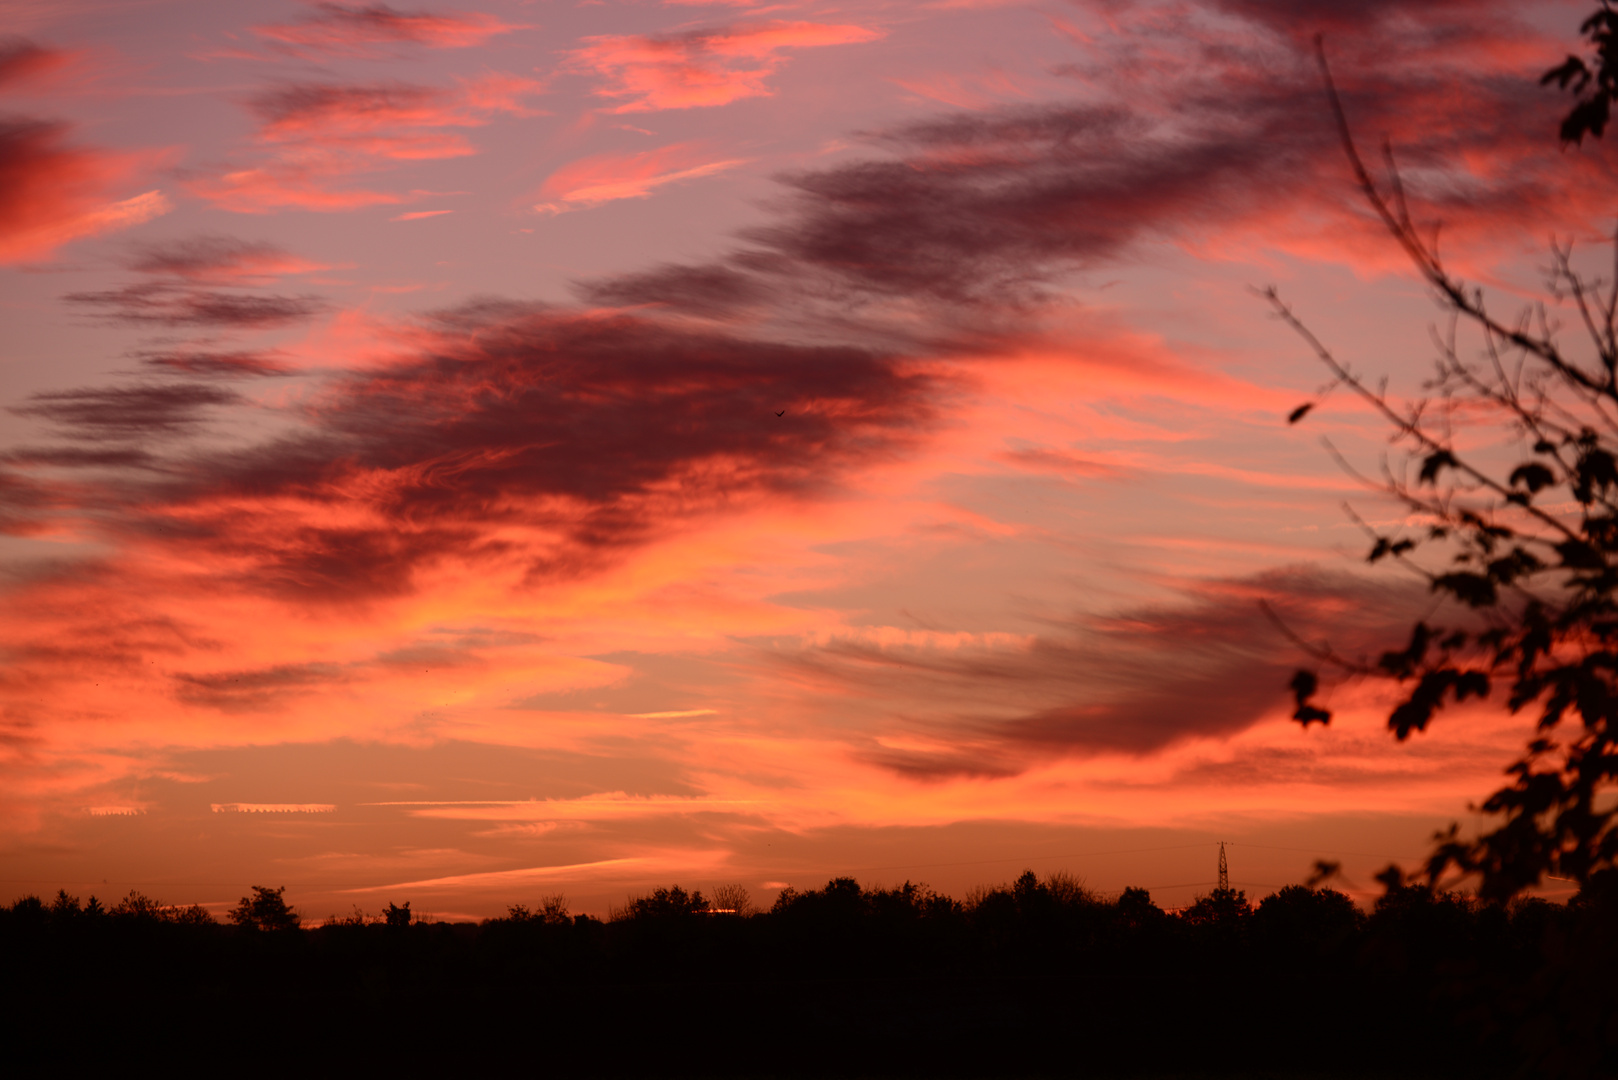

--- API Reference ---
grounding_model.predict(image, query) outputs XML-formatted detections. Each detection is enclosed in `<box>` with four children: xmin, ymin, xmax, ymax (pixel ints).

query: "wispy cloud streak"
<box><xmin>254</xmin><ymin>3</ymin><xmax>523</xmax><ymax>57</ymax></box>
<box><xmin>569</xmin><ymin>20</ymin><xmax>882</xmax><ymax>112</ymax></box>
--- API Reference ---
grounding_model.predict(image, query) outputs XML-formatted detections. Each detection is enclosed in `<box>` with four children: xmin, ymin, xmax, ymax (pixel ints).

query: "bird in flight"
<box><xmin>775</xmin><ymin>410</ymin><xmax>785</xmax><ymax>417</ymax></box>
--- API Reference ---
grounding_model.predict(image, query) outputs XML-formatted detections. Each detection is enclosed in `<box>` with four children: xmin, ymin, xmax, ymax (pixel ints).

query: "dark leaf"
<box><xmin>1574</xmin><ymin>447</ymin><xmax>1618</xmax><ymax>500</ymax></box>
<box><xmin>1304</xmin><ymin>859</ymin><xmax>1341</xmax><ymax>887</ymax></box>
<box><xmin>1454</xmin><ymin>671</ymin><xmax>1490</xmax><ymax>702</ymax></box>
<box><xmin>1557</xmin><ymin>539</ymin><xmax>1606</xmax><ymax>570</ymax></box>
<box><xmin>1431</xmin><ymin>571</ymin><xmax>1498</xmax><ymax>607</ymax></box>
<box><xmin>1289</xmin><ymin>669</ymin><xmax>1319</xmax><ymax>703</ymax></box>
<box><xmin>1486</xmin><ymin>547</ymin><xmax>1545</xmax><ymax>586</ymax></box>
<box><xmin>1418</xmin><ymin>449</ymin><xmax>1457</xmax><ymax>485</ymax></box>
<box><xmin>1509</xmin><ymin>462</ymin><xmax>1556</xmax><ymax>493</ymax></box>
<box><xmin>1373</xmin><ymin>865</ymin><xmax>1405</xmax><ymax>892</ymax></box>
<box><xmin>1379</xmin><ymin>622</ymin><xmax>1434</xmax><ymax>678</ymax></box>
<box><xmin>1541</xmin><ymin>55</ymin><xmax>1591</xmax><ymax>90</ymax></box>
<box><xmin>1293</xmin><ymin>704</ymin><xmax>1331</xmax><ymax>727</ymax></box>
<box><xmin>1287</xmin><ymin>403</ymin><xmax>1313</xmax><ymax>424</ymax></box>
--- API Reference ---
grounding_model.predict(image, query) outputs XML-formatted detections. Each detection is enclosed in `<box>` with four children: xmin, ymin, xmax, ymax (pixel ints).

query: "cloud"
<box><xmin>126</xmin><ymin>236</ymin><xmax>328</xmax><ymax>284</ymax></box>
<box><xmin>134</xmin><ymin>350</ymin><xmax>295</xmax><ymax>379</ymax></box>
<box><xmin>254</xmin><ymin>4</ymin><xmax>523</xmax><ymax>57</ymax></box>
<box><xmin>64</xmin><ymin>282</ymin><xmax>327</xmax><ymax>327</ymax></box>
<box><xmin>253</xmin><ymin>83</ymin><xmax>474</xmax><ymax>144</ymax></box>
<box><xmin>569</xmin><ymin>20</ymin><xmax>883</xmax><ymax>112</ymax></box>
<box><xmin>343</xmin><ymin>856</ymin><xmax>688</xmax><ymax>893</ymax></box>
<box><xmin>534</xmin><ymin>143</ymin><xmax>748</xmax><ymax>213</ymax></box>
<box><xmin>185</xmin><ymin>166</ymin><xmax>404</xmax><ymax>214</ymax></box>
<box><xmin>0</xmin><ymin>119</ymin><xmax>170</xmax><ymax>263</ymax></box>
<box><xmin>576</xmin><ymin>1</ymin><xmax>1611</xmax><ymax>339</ymax></box>
<box><xmin>3</xmin><ymin>445</ymin><xmax>158</xmax><ymax>468</ymax></box>
<box><xmin>889</xmin><ymin>68</ymin><xmax>1039</xmax><ymax>110</ymax></box>
<box><xmin>10</xmin><ymin>383</ymin><xmax>242</xmax><ymax>441</ymax></box>
<box><xmin>777</xmin><ymin>568</ymin><xmax>1439</xmax><ymax>777</ymax></box>
<box><xmin>1207</xmin><ymin>0</ymin><xmax>1489</xmax><ymax>42</ymax></box>
<box><xmin>573</xmin><ymin>99</ymin><xmax>1324</xmax><ymax>345</ymax></box>
<box><xmin>190</xmin><ymin>75</ymin><xmax>544</xmax><ymax>213</ymax></box>
<box><xmin>0</xmin><ymin>298</ymin><xmax>934</xmax><ymax>601</ymax></box>
<box><xmin>576</xmin><ymin>262</ymin><xmax>767</xmax><ymax>319</ymax></box>
<box><xmin>177</xmin><ymin>662</ymin><xmax>349</xmax><ymax>711</ymax></box>
<box><xmin>390</xmin><ymin>208</ymin><xmax>452</xmax><ymax>221</ymax></box>
<box><xmin>0</xmin><ymin>36</ymin><xmax>68</xmax><ymax>87</ymax></box>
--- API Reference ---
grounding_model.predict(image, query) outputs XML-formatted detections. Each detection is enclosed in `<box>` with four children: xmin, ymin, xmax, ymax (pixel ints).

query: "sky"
<box><xmin>0</xmin><ymin>0</ymin><xmax>1610</xmax><ymax>922</ymax></box>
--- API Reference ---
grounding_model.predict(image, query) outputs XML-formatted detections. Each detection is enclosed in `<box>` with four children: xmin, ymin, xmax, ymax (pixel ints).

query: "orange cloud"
<box><xmin>569</xmin><ymin>20</ymin><xmax>883</xmax><ymax>112</ymax></box>
<box><xmin>534</xmin><ymin>143</ymin><xmax>748</xmax><ymax>213</ymax></box>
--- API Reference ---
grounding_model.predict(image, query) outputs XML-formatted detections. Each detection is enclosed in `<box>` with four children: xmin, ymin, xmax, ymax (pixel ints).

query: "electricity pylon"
<box><xmin>1217</xmin><ymin>842</ymin><xmax>1229</xmax><ymax>891</ymax></box>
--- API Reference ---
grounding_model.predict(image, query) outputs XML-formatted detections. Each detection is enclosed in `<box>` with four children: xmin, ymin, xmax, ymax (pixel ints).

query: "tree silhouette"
<box><xmin>711</xmin><ymin>883</ymin><xmax>752</xmax><ymax>916</ymax></box>
<box><xmin>1179</xmin><ymin>886</ymin><xmax>1251</xmax><ymax>929</ymax></box>
<box><xmin>1115</xmin><ymin>885</ymin><xmax>1163</xmax><ymax>929</ymax></box>
<box><xmin>228</xmin><ymin>885</ymin><xmax>300</xmax><ymax>931</ymax></box>
<box><xmin>617</xmin><ymin>885</ymin><xmax>708</xmax><ymax>920</ymax></box>
<box><xmin>1278</xmin><ymin>23</ymin><xmax>1618</xmax><ymax>901</ymax></box>
<box><xmin>1544</xmin><ymin>1</ymin><xmax>1618</xmax><ymax>144</ymax></box>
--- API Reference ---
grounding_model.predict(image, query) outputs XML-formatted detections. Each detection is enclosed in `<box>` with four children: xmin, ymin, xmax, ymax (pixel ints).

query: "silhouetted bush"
<box><xmin>227</xmin><ymin>885</ymin><xmax>299</xmax><ymax>931</ymax></box>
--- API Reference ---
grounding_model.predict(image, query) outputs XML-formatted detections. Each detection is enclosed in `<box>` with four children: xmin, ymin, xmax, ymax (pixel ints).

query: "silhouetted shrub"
<box><xmin>228</xmin><ymin>885</ymin><xmax>299</xmax><ymax>931</ymax></box>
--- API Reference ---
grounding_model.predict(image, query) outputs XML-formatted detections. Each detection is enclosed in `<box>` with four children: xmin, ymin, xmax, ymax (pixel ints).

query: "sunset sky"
<box><xmin>1</xmin><ymin>0</ymin><xmax>1609</xmax><ymax>921</ymax></box>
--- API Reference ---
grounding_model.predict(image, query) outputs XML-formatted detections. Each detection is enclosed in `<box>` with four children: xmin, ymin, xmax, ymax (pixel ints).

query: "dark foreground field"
<box><xmin>4</xmin><ymin>873</ymin><xmax>1615</xmax><ymax>1078</ymax></box>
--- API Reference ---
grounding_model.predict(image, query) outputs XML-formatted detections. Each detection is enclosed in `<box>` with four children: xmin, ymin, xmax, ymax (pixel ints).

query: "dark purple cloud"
<box><xmin>3</xmin><ymin>446</ymin><xmax>157</xmax><ymax>468</ymax></box>
<box><xmin>0</xmin><ymin>301</ymin><xmax>933</xmax><ymax>600</ymax></box>
<box><xmin>577</xmin><ymin>0</ymin><xmax>1596</xmax><ymax>335</ymax></box>
<box><xmin>253</xmin><ymin>4</ymin><xmax>517</xmax><ymax>55</ymax></box>
<box><xmin>135</xmin><ymin>349</ymin><xmax>294</xmax><ymax>378</ymax></box>
<box><xmin>1207</xmin><ymin>0</ymin><xmax>1496</xmax><ymax>42</ymax></box>
<box><xmin>585</xmin><ymin>103</ymin><xmax>1296</xmax><ymax>319</ymax></box>
<box><xmin>125</xmin><ymin>236</ymin><xmax>298</xmax><ymax>282</ymax></box>
<box><xmin>10</xmin><ymin>383</ymin><xmax>240</xmax><ymax>441</ymax></box>
<box><xmin>63</xmin><ymin>282</ymin><xmax>326</xmax><ymax>328</ymax></box>
<box><xmin>786</xmin><ymin>568</ymin><xmax>1441</xmax><ymax>774</ymax></box>
<box><xmin>577</xmin><ymin>263</ymin><xmax>767</xmax><ymax>319</ymax></box>
<box><xmin>250</xmin><ymin>82</ymin><xmax>444</xmax><ymax>130</ymax></box>
<box><xmin>174</xmin><ymin>661</ymin><xmax>349</xmax><ymax>711</ymax></box>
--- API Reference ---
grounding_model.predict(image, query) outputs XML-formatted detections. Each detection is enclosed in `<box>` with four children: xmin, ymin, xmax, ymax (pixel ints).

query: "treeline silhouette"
<box><xmin>5</xmin><ymin>871</ymin><xmax>1615</xmax><ymax>1077</ymax></box>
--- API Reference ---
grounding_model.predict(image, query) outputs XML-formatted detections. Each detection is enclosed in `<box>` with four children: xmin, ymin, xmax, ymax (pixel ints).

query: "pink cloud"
<box><xmin>126</xmin><ymin>236</ymin><xmax>330</xmax><ymax>283</ymax></box>
<box><xmin>569</xmin><ymin>20</ymin><xmax>883</xmax><ymax>112</ymax></box>
<box><xmin>189</xmin><ymin>75</ymin><xmax>545</xmax><ymax>213</ymax></box>
<box><xmin>889</xmin><ymin>68</ymin><xmax>1038</xmax><ymax>110</ymax></box>
<box><xmin>186</xmin><ymin>165</ymin><xmax>404</xmax><ymax>214</ymax></box>
<box><xmin>390</xmin><ymin>208</ymin><xmax>453</xmax><ymax>221</ymax></box>
<box><xmin>534</xmin><ymin>143</ymin><xmax>748</xmax><ymax>213</ymax></box>
<box><xmin>254</xmin><ymin>3</ymin><xmax>524</xmax><ymax>57</ymax></box>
